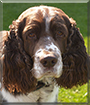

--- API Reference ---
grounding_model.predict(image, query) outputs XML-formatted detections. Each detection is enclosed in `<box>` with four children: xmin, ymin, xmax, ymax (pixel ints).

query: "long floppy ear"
<box><xmin>0</xmin><ymin>31</ymin><xmax>9</xmax><ymax>88</ymax></box>
<box><xmin>2</xmin><ymin>19</ymin><xmax>37</xmax><ymax>94</ymax></box>
<box><xmin>56</xmin><ymin>18</ymin><xmax>88</xmax><ymax>88</ymax></box>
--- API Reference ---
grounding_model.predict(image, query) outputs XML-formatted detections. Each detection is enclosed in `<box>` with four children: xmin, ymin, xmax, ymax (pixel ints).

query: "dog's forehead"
<box><xmin>18</xmin><ymin>6</ymin><xmax>66</xmax><ymax>20</ymax></box>
<box><xmin>18</xmin><ymin>6</ymin><xmax>68</xmax><ymax>33</ymax></box>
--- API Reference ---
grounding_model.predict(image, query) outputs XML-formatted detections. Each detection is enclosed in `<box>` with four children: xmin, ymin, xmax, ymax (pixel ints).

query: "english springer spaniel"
<box><xmin>0</xmin><ymin>5</ymin><xmax>89</xmax><ymax>103</ymax></box>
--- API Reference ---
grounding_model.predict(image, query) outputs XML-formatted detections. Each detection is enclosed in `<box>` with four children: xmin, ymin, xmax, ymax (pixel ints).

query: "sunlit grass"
<box><xmin>58</xmin><ymin>84</ymin><xmax>88</xmax><ymax>102</ymax></box>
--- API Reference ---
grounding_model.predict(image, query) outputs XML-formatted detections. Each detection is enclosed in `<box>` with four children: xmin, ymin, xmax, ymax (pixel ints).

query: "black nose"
<box><xmin>40</xmin><ymin>56</ymin><xmax>57</xmax><ymax>68</ymax></box>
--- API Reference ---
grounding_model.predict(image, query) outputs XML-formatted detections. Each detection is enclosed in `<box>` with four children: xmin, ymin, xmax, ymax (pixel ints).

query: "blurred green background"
<box><xmin>3</xmin><ymin>3</ymin><xmax>88</xmax><ymax>103</ymax></box>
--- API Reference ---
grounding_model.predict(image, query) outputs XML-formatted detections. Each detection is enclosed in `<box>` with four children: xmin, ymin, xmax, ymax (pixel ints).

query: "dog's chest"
<box><xmin>2</xmin><ymin>84</ymin><xmax>59</xmax><ymax>102</ymax></box>
<box><xmin>27</xmin><ymin>84</ymin><xmax>59</xmax><ymax>102</ymax></box>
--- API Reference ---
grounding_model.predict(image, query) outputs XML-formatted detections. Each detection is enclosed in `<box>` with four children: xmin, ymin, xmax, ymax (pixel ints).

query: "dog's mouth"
<box><xmin>35</xmin><ymin>81</ymin><xmax>49</xmax><ymax>91</ymax></box>
<box><xmin>34</xmin><ymin>77</ymin><xmax>55</xmax><ymax>91</ymax></box>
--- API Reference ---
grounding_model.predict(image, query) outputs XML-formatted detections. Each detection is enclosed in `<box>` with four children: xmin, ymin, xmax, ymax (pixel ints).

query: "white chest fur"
<box><xmin>1</xmin><ymin>85</ymin><xmax>59</xmax><ymax>102</ymax></box>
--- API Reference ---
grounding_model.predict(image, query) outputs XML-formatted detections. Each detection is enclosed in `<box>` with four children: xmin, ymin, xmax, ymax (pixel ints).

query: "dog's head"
<box><xmin>2</xmin><ymin>6</ymin><xmax>88</xmax><ymax>94</ymax></box>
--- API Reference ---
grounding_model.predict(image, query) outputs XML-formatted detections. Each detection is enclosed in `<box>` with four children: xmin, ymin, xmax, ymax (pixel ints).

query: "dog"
<box><xmin>0</xmin><ymin>5</ymin><xmax>89</xmax><ymax>103</ymax></box>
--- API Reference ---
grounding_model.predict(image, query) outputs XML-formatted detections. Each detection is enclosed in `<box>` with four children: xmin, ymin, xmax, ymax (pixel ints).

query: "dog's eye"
<box><xmin>28</xmin><ymin>33</ymin><xmax>36</xmax><ymax>38</ymax></box>
<box><xmin>56</xmin><ymin>31</ymin><xmax>63</xmax><ymax>36</ymax></box>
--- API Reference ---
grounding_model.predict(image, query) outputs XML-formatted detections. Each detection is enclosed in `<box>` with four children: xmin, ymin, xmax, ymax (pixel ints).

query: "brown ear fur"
<box><xmin>0</xmin><ymin>31</ymin><xmax>9</xmax><ymax>88</ymax></box>
<box><xmin>2</xmin><ymin>20</ymin><xmax>37</xmax><ymax>94</ymax></box>
<box><xmin>56</xmin><ymin>18</ymin><xmax>88</xmax><ymax>88</ymax></box>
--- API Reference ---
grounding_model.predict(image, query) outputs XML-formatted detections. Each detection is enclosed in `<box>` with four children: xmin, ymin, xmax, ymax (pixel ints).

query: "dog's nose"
<box><xmin>40</xmin><ymin>56</ymin><xmax>57</xmax><ymax>68</ymax></box>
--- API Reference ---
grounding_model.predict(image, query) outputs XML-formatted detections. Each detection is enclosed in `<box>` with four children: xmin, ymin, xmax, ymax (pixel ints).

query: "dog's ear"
<box><xmin>2</xmin><ymin>19</ymin><xmax>37</xmax><ymax>94</ymax></box>
<box><xmin>56</xmin><ymin>18</ymin><xmax>88</xmax><ymax>88</ymax></box>
<box><xmin>0</xmin><ymin>31</ymin><xmax>9</xmax><ymax>88</ymax></box>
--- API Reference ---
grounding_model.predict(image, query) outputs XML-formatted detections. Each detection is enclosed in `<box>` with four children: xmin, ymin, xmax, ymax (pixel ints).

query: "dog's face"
<box><xmin>21</xmin><ymin>6</ymin><xmax>70</xmax><ymax>80</ymax></box>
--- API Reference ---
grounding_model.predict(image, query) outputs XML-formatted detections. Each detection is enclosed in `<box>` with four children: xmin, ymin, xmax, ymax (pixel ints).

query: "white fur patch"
<box><xmin>45</xmin><ymin>17</ymin><xmax>50</xmax><ymax>32</ymax></box>
<box><xmin>40</xmin><ymin>7</ymin><xmax>51</xmax><ymax>32</ymax></box>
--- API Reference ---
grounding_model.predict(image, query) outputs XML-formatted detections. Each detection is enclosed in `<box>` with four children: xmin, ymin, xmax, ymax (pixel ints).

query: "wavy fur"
<box><xmin>56</xmin><ymin>18</ymin><xmax>88</xmax><ymax>88</ymax></box>
<box><xmin>3</xmin><ymin>21</ymin><xmax>37</xmax><ymax>94</ymax></box>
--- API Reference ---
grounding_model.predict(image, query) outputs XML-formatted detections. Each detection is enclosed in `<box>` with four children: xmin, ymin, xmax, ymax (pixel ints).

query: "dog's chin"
<box><xmin>36</xmin><ymin>77</ymin><xmax>57</xmax><ymax>90</ymax></box>
<box><xmin>32</xmin><ymin>67</ymin><xmax>62</xmax><ymax>90</ymax></box>
<box><xmin>34</xmin><ymin>72</ymin><xmax>61</xmax><ymax>90</ymax></box>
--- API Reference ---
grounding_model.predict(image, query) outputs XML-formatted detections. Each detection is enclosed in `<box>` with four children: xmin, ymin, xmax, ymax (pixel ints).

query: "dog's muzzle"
<box><xmin>32</xmin><ymin>37</ymin><xmax>63</xmax><ymax>80</ymax></box>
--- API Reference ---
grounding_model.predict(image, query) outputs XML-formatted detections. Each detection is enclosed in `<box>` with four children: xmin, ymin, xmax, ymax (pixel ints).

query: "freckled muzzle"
<box><xmin>32</xmin><ymin>37</ymin><xmax>63</xmax><ymax>80</ymax></box>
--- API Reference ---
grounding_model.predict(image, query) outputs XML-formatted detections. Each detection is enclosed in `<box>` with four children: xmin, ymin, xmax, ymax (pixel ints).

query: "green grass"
<box><xmin>3</xmin><ymin>3</ymin><xmax>88</xmax><ymax>103</ymax></box>
<box><xmin>58</xmin><ymin>84</ymin><xmax>88</xmax><ymax>103</ymax></box>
